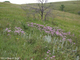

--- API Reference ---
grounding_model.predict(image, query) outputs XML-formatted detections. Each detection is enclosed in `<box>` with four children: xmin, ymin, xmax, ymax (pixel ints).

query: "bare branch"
<box><xmin>21</xmin><ymin>0</ymin><xmax>54</xmax><ymax>21</ymax></box>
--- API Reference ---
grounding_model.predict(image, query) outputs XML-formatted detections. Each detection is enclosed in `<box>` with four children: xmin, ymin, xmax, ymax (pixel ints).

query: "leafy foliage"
<box><xmin>4</xmin><ymin>1</ymin><xmax>10</xmax><ymax>3</ymax></box>
<box><xmin>60</xmin><ymin>5</ymin><xmax>65</xmax><ymax>11</ymax></box>
<box><xmin>78</xmin><ymin>11</ymin><xmax>80</xmax><ymax>15</ymax></box>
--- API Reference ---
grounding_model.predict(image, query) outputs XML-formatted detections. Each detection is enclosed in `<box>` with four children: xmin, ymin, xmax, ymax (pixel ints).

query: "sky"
<box><xmin>0</xmin><ymin>0</ymin><xmax>70</xmax><ymax>4</ymax></box>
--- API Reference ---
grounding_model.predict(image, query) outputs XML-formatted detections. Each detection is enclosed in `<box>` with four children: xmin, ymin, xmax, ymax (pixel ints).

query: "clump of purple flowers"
<box><xmin>4</xmin><ymin>27</ymin><xmax>25</xmax><ymax>35</ymax></box>
<box><xmin>27</xmin><ymin>22</ymin><xmax>74</xmax><ymax>43</ymax></box>
<box><xmin>14</xmin><ymin>27</ymin><xmax>24</xmax><ymax>35</ymax></box>
<box><xmin>5</xmin><ymin>28</ymin><xmax>11</xmax><ymax>32</ymax></box>
<box><xmin>45</xmin><ymin>50</ymin><xmax>55</xmax><ymax>60</ymax></box>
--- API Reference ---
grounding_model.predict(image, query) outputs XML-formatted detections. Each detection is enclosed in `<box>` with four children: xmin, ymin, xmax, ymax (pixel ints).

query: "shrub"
<box><xmin>78</xmin><ymin>11</ymin><xmax>80</xmax><ymax>15</ymax></box>
<box><xmin>4</xmin><ymin>1</ymin><xmax>10</xmax><ymax>3</ymax></box>
<box><xmin>60</xmin><ymin>5</ymin><xmax>65</xmax><ymax>11</ymax></box>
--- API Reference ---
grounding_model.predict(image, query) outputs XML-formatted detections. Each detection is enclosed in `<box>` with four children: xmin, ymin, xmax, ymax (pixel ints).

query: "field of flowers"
<box><xmin>0</xmin><ymin>22</ymin><xmax>79</xmax><ymax>60</ymax></box>
<box><xmin>0</xmin><ymin>2</ymin><xmax>80</xmax><ymax>60</ymax></box>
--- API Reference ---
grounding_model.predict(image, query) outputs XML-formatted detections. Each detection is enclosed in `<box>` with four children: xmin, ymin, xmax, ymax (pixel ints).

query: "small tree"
<box><xmin>4</xmin><ymin>1</ymin><xmax>10</xmax><ymax>3</ymax></box>
<box><xmin>60</xmin><ymin>5</ymin><xmax>65</xmax><ymax>11</ymax></box>
<box><xmin>21</xmin><ymin>0</ymin><xmax>53</xmax><ymax>21</ymax></box>
<box><xmin>78</xmin><ymin>11</ymin><xmax>80</xmax><ymax>15</ymax></box>
<box><xmin>37</xmin><ymin>0</ymin><xmax>53</xmax><ymax>21</ymax></box>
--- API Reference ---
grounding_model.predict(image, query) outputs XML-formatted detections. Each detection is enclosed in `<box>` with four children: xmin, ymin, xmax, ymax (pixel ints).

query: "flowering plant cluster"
<box><xmin>4</xmin><ymin>27</ymin><xmax>25</xmax><ymax>35</ymax></box>
<box><xmin>14</xmin><ymin>27</ymin><xmax>24</xmax><ymax>35</ymax></box>
<box><xmin>45</xmin><ymin>50</ymin><xmax>55</xmax><ymax>60</ymax></box>
<box><xmin>27</xmin><ymin>22</ymin><xmax>74</xmax><ymax>43</ymax></box>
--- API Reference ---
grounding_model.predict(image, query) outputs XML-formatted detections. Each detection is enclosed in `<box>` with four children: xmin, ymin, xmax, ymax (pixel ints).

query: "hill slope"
<box><xmin>0</xmin><ymin>2</ymin><xmax>80</xmax><ymax>60</ymax></box>
<box><xmin>50</xmin><ymin>1</ymin><xmax>80</xmax><ymax>14</ymax></box>
<box><xmin>0</xmin><ymin>2</ymin><xmax>26</xmax><ymax>28</ymax></box>
<box><xmin>24</xmin><ymin>1</ymin><xmax>80</xmax><ymax>14</ymax></box>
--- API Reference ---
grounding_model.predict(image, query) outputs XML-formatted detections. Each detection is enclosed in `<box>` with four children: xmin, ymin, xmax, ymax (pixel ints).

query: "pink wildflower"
<box><xmin>21</xmin><ymin>31</ymin><xmax>24</xmax><ymax>34</ymax></box>
<box><xmin>49</xmin><ymin>53</ymin><xmax>51</xmax><ymax>54</ymax></box>
<box><xmin>45</xmin><ymin>57</ymin><xmax>47</xmax><ymax>59</ymax></box>
<box><xmin>74</xmin><ymin>43</ymin><xmax>75</xmax><ymax>44</ymax></box>
<box><xmin>47</xmin><ymin>52</ymin><xmax>49</xmax><ymax>53</ymax></box>
<box><xmin>8</xmin><ymin>30</ymin><xmax>11</xmax><ymax>32</ymax></box>
<box><xmin>67</xmin><ymin>39</ymin><xmax>72</xmax><ymax>43</ymax></box>
<box><xmin>27</xmin><ymin>24</ymin><xmax>30</xmax><ymax>26</ymax></box>
<box><xmin>62</xmin><ymin>38</ymin><xmax>66</xmax><ymax>41</ymax></box>
<box><xmin>68</xmin><ymin>32</ymin><xmax>71</xmax><ymax>35</ymax></box>
<box><xmin>56</xmin><ymin>31</ymin><xmax>59</xmax><ymax>35</ymax></box>
<box><xmin>53</xmin><ymin>56</ymin><xmax>55</xmax><ymax>58</ymax></box>
<box><xmin>48</xmin><ymin>50</ymin><xmax>50</xmax><ymax>52</ymax></box>
<box><xmin>50</xmin><ymin>57</ymin><xmax>53</xmax><ymax>59</ymax></box>
<box><xmin>51</xmin><ymin>32</ymin><xmax>54</xmax><ymax>36</ymax></box>
<box><xmin>45</xmin><ymin>31</ymin><xmax>50</xmax><ymax>34</ymax></box>
<box><xmin>5</xmin><ymin>28</ymin><xmax>8</xmax><ymax>31</ymax></box>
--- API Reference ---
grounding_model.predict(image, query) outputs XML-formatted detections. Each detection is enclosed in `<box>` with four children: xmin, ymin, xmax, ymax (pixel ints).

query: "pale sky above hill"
<box><xmin>0</xmin><ymin>0</ymin><xmax>72</xmax><ymax>4</ymax></box>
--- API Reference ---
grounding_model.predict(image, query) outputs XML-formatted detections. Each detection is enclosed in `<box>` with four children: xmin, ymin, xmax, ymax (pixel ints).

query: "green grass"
<box><xmin>0</xmin><ymin>1</ymin><xmax>80</xmax><ymax>60</ymax></box>
<box><xmin>25</xmin><ymin>1</ymin><xmax>80</xmax><ymax>15</ymax></box>
<box><xmin>50</xmin><ymin>1</ymin><xmax>80</xmax><ymax>14</ymax></box>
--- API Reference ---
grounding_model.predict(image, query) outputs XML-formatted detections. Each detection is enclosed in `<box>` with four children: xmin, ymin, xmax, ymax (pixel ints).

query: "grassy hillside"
<box><xmin>0</xmin><ymin>1</ymin><xmax>80</xmax><ymax>60</ymax></box>
<box><xmin>0</xmin><ymin>2</ymin><xmax>27</xmax><ymax>23</ymax></box>
<box><xmin>50</xmin><ymin>1</ymin><xmax>80</xmax><ymax>14</ymax></box>
<box><xmin>25</xmin><ymin>1</ymin><xmax>80</xmax><ymax>14</ymax></box>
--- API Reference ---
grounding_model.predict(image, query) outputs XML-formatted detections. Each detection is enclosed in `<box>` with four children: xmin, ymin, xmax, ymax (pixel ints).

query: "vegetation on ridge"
<box><xmin>0</xmin><ymin>1</ymin><xmax>80</xmax><ymax>60</ymax></box>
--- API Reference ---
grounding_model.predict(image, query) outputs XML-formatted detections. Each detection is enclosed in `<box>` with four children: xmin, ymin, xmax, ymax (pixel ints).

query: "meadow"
<box><xmin>0</xmin><ymin>1</ymin><xmax>80</xmax><ymax>60</ymax></box>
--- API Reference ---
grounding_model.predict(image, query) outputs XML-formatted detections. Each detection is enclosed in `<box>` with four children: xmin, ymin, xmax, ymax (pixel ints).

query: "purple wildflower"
<box><xmin>50</xmin><ymin>57</ymin><xmax>53</xmax><ymax>59</ymax></box>
<box><xmin>30</xmin><ymin>24</ymin><xmax>34</xmax><ymax>27</ymax></box>
<box><xmin>36</xmin><ymin>24</ymin><xmax>39</xmax><ymax>26</ymax></box>
<box><xmin>48</xmin><ymin>50</ymin><xmax>50</xmax><ymax>52</ymax></box>
<box><xmin>74</xmin><ymin>43</ymin><xmax>75</xmax><ymax>44</ymax></box>
<box><xmin>45</xmin><ymin>31</ymin><xmax>50</xmax><ymax>34</ymax></box>
<box><xmin>56</xmin><ymin>31</ymin><xmax>59</xmax><ymax>35</ymax></box>
<box><xmin>62</xmin><ymin>38</ymin><xmax>66</xmax><ymax>41</ymax></box>
<box><xmin>67</xmin><ymin>39</ymin><xmax>72</xmax><ymax>43</ymax></box>
<box><xmin>27</xmin><ymin>24</ymin><xmax>30</xmax><ymax>26</ymax></box>
<box><xmin>53</xmin><ymin>56</ymin><xmax>55</xmax><ymax>58</ymax></box>
<box><xmin>30</xmin><ymin>22</ymin><xmax>33</xmax><ymax>24</ymax></box>
<box><xmin>47</xmin><ymin>52</ymin><xmax>49</xmax><ymax>53</ymax></box>
<box><xmin>39</xmin><ymin>25</ymin><xmax>44</xmax><ymax>27</ymax></box>
<box><xmin>49</xmin><ymin>53</ymin><xmax>51</xmax><ymax>55</ymax></box>
<box><xmin>5</xmin><ymin>28</ymin><xmax>8</xmax><ymax>31</ymax></box>
<box><xmin>62</xmin><ymin>32</ymin><xmax>67</xmax><ymax>35</ymax></box>
<box><xmin>8</xmin><ymin>30</ymin><xmax>11</xmax><ymax>32</ymax></box>
<box><xmin>59</xmin><ymin>33</ymin><xmax>63</xmax><ymax>37</ymax></box>
<box><xmin>45</xmin><ymin>57</ymin><xmax>47</xmax><ymax>59</ymax></box>
<box><xmin>68</xmin><ymin>32</ymin><xmax>71</xmax><ymax>35</ymax></box>
<box><xmin>21</xmin><ymin>31</ymin><xmax>24</xmax><ymax>34</ymax></box>
<box><xmin>14</xmin><ymin>30</ymin><xmax>20</xmax><ymax>33</ymax></box>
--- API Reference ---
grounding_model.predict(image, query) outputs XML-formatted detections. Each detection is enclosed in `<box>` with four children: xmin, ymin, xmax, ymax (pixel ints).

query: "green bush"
<box><xmin>78</xmin><ymin>11</ymin><xmax>80</xmax><ymax>15</ymax></box>
<box><xmin>4</xmin><ymin>1</ymin><xmax>10</xmax><ymax>3</ymax></box>
<box><xmin>60</xmin><ymin>5</ymin><xmax>65</xmax><ymax>11</ymax></box>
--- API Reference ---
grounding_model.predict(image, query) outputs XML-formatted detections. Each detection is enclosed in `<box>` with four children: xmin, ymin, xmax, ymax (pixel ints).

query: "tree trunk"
<box><xmin>41</xmin><ymin>2</ymin><xmax>44</xmax><ymax>21</ymax></box>
<box><xmin>41</xmin><ymin>11</ymin><xmax>43</xmax><ymax>20</ymax></box>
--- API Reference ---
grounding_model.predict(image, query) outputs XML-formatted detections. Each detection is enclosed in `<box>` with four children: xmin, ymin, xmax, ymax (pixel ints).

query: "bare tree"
<box><xmin>21</xmin><ymin>0</ymin><xmax>53</xmax><ymax>21</ymax></box>
<box><xmin>37</xmin><ymin>0</ymin><xmax>49</xmax><ymax>20</ymax></box>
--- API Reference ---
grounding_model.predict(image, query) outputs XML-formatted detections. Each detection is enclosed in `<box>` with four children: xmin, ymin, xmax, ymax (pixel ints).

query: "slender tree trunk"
<box><xmin>41</xmin><ymin>3</ymin><xmax>44</xmax><ymax>20</ymax></box>
<box><xmin>41</xmin><ymin>10</ymin><xmax>43</xmax><ymax>20</ymax></box>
